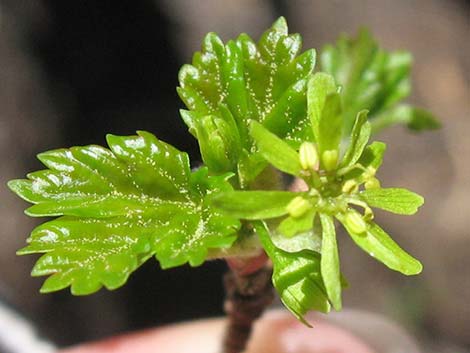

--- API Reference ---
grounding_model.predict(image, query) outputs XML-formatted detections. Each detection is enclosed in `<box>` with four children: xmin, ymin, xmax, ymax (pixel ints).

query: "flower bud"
<box><xmin>299</xmin><ymin>142</ymin><xmax>319</xmax><ymax>171</ymax></box>
<box><xmin>286</xmin><ymin>196</ymin><xmax>311</xmax><ymax>218</ymax></box>
<box><xmin>364</xmin><ymin>177</ymin><xmax>381</xmax><ymax>190</ymax></box>
<box><xmin>344</xmin><ymin>211</ymin><xmax>367</xmax><ymax>234</ymax></box>
<box><xmin>363</xmin><ymin>166</ymin><xmax>377</xmax><ymax>178</ymax></box>
<box><xmin>322</xmin><ymin>150</ymin><xmax>338</xmax><ymax>171</ymax></box>
<box><xmin>342</xmin><ymin>179</ymin><xmax>358</xmax><ymax>194</ymax></box>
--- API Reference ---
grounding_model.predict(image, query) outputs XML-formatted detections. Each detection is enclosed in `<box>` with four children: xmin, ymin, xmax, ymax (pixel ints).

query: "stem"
<box><xmin>222</xmin><ymin>263</ymin><xmax>274</xmax><ymax>353</ymax></box>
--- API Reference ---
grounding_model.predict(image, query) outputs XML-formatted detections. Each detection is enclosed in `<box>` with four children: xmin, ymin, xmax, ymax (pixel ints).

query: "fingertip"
<box><xmin>247</xmin><ymin>311</ymin><xmax>375</xmax><ymax>353</ymax></box>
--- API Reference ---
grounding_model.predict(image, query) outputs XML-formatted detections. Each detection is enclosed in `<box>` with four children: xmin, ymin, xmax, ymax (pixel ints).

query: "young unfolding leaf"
<box><xmin>340</xmin><ymin>110</ymin><xmax>370</xmax><ymax>168</ymax></box>
<box><xmin>211</xmin><ymin>190</ymin><xmax>299</xmax><ymax>220</ymax></box>
<box><xmin>9</xmin><ymin>131</ymin><xmax>240</xmax><ymax>294</ymax></box>
<box><xmin>316</xmin><ymin>93</ymin><xmax>343</xmax><ymax>159</ymax></box>
<box><xmin>360</xmin><ymin>188</ymin><xmax>424</xmax><ymax>215</ymax></box>
<box><xmin>306</xmin><ymin>73</ymin><xmax>343</xmax><ymax>171</ymax></box>
<box><xmin>307</xmin><ymin>72</ymin><xmax>337</xmax><ymax>144</ymax></box>
<box><xmin>178</xmin><ymin>17</ymin><xmax>316</xmax><ymax>182</ymax></box>
<box><xmin>255</xmin><ymin>222</ymin><xmax>330</xmax><ymax>325</ymax></box>
<box><xmin>339</xmin><ymin>214</ymin><xmax>422</xmax><ymax>275</ymax></box>
<box><xmin>320</xmin><ymin>28</ymin><xmax>439</xmax><ymax>133</ymax></box>
<box><xmin>319</xmin><ymin>214</ymin><xmax>342</xmax><ymax>310</ymax></box>
<box><xmin>250</xmin><ymin>121</ymin><xmax>301</xmax><ymax>176</ymax></box>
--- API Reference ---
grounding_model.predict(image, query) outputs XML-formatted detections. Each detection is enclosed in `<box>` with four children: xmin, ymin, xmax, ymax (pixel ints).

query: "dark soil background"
<box><xmin>0</xmin><ymin>1</ymin><xmax>468</xmax><ymax>352</ymax></box>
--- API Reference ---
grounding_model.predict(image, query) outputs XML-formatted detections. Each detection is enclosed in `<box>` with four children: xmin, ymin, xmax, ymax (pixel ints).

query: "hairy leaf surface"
<box><xmin>178</xmin><ymin>17</ymin><xmax>316</xmax><ymax>182</ymax></box>
<box><xmin>9</xmin><ymin>131</ymin><xmax>240</xmax><ymax>294</ymax></box>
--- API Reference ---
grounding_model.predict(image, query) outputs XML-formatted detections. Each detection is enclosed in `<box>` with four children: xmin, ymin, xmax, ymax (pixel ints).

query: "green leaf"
<box><xmin>307</xmin><ymin>72</ymin><xmax>337</xmax><ymax>144</ymax></box>
<box><xmin>21</xmin><ymin>217</ymin><xmax>153</xmax><ymax>295</ymax></box>
<box><xmin>358</xmin><ymin>141</ymin><xmax>387</xmax><ymax>171</ymax></box>
<box><xmin>178</xmin><ymin>17</ymin><xmax>316</xmax><ymax>178</ymax></box>
<box><xmin>193</xmin><ymin>113</ymin><xmax>241</xmax><ymax>173</ymax></box>
<box><xmin>319</xmin><ymin>214</ymin><xmax>342</xmax><ymax>310</ymax></box>
<box><xmin>277</xmin><ymin>209</ymin><xmax>315</xmax><ymax>238</ymax></box>
<box><xmin>255</xmin><ymin>222</ymin><xmax>330</xmax><ymax>325</ymax></box>
<box><xmin>250</xmin><ymin>120</ymin><xmax>301</xmax><ymax>176</ymax></box>
<box><xmin>321</xmin><ymin>28</ymin><xmax>439</xmax><ymax>133</ymax></box>
<box><xmin>317</xmin><ymin>93</ymin><xmax>343</xmax><ymax>156</ymax></box>
<box><xmin>340</xmin><ymin>216</ymin><xmax>422</xmax><ymax>275</ymax></box>
<box><xmin>405</xmin><ymin>107</ymin><xmax>441</xmax><ymax>131</ymax></box>
<box><xmin>211</xmin><ymin>190</ymin><xmax>299</xmax><ymax>220</ymax></box>
<box><xmin>360</xmin><ymin>188</ymin><xmax>424</xmax><ymax>215</ymax></box>
<box><xmin>262</xmin><ymin>78</ymin><xmax>311</xmax><ymax>138</ymax></box>
<box><xmin>370</xmin><ymin>105</ymin><xmax>441</xmax><ymax>134</ymax></box>
<box><xmin>9</xmin><ymin>132</ymin><xmax>240</xmax><ymax>294</ymax></box>
<box><xmin>340</xmin><ymin>110</ymin><xmax>371</xmax><ymax>168</ymax></box>
<box><xmin>272</xmin><ymin>227</ymin><xmax>322</xmax><ymax>254</ymax></box>
<box><xmin>236</xmin><ymin>150</ymin><xmax>268</xmax><ymax>189</ymax></box>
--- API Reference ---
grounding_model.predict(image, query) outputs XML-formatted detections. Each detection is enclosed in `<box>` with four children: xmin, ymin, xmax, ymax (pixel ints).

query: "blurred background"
<box><xmin>0</xmin><ymin>0</ymin><xmax>468</xmax><ymax>352</ymax></box>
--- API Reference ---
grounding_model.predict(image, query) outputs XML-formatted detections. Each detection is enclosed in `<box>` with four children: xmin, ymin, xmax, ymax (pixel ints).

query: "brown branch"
<box><xmin>222</xmin><ymin>265</ymin><xmax>274</xmax><ymax>353</ymax></box>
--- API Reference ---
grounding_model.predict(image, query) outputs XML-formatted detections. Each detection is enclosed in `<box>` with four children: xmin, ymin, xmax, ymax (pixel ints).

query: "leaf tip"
<box><xmin>7</xmin><ymin>179</ymin><xmax>25</xmax><ymax>194</ymax></box>
<box><xmin>39</xmin><ymin>286</ymin><xmax>53</xmax><ymax>294</ymax></box>
<box><xmin>402</xmin><ymin>260</ymin><xmax>423</xmax><ymax>276</ymax></box>
<box><xmin>413</xmin><ymin>261</ymin><xmax>423</xmax><ymax>275</ymax></box>
<box><xmin>16</xmin><ymin>247</ymin><xmax>30</xmax><ymax>256</ymax></box>
<box><xmin>416</xmin><ymin>194</ymin><xmax>425</xmax><ymax>209</ymax></box>
<box><xmin>272</xmin><ymin>16</ymin><xmax>288</xmax><ymax>34</ymax></box>
<box><xmin>105</xmin><ymin>133</ymin><xmax>118</xmax><ymax>145</ymax></box>
<box><xmin>8</xmin><ymin>179</ymin><xmax>35</xmax><ymax>203</ymax></box>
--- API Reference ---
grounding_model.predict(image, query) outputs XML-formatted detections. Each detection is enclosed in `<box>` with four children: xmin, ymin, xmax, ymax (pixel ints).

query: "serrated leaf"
<box><xmin>255</xmin><ymin>222</ymin><xmax>330</xmax><ymax>325</ymax></box>
<box><xmin>360</xmin><ymin>188</ymin><xmax>424</xmax><ymax>215</ymax></box>
<box><xmin>9</xmin><ymin>132</ymin><xmax>240</xmax><ymax>294</ymax></box>
<box><xmin>211</xmin><ymin>190</ymin><xmax>299</xmax><ymax>220</ymax></box>
<box><xmin>250</xmin><ymin>120</ymin><xmax>301</xmax><ymax>176</ymax></box>
<box><xmin>340</xmin><ymin>110</ymin><xmax>370</xmax><ymax>168</ymax></box>
<box><xmin>178</xmin><ymin>17</ymin><xmax>316</xmax><ymax>181</ymax></box>
<box><xmin>321</xmin><ymin>29</ymin><xmax>439</xmax><ymax>133</ymax></box>
<box><xmin>319</xmin><ymin>214</ymin><xmax>342</xmax><ymax>310</ymax></box>
<box><xmin>339</xmin><ymin>216</ymin><xmax>422</xmax><ymax>275</ymax></box>
<box><xmin>22</xmin><ymin>217</ymin><xmax>153</xmax><ymax>295</ymax></box>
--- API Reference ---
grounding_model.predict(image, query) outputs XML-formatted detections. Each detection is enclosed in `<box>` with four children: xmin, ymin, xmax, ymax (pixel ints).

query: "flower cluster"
<box><xmin>213</xmin><ymin>72</ymin><xmax>423</xmax><ymax>319</ymax></box>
